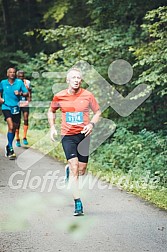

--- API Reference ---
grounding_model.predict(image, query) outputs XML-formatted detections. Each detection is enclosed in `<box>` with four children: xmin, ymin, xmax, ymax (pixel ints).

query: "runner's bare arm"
<box><xmin>48</xmin><ymin>107</ymin><xmax>58</xmax><ymax>141</ymax></box>
<box><xmin>81</xmin><ymin>109</ymin><xmax>101</xmax><ymax>136</ymax></box>
<box><xmin>90</xmin><ymin>109</ymin><xmax>101</xmax><ymax>126</ymax></box>
<box><xmin>0</xmin><ymin>92</ymin><xmax>4</xmax><ymax>104</ymax></box>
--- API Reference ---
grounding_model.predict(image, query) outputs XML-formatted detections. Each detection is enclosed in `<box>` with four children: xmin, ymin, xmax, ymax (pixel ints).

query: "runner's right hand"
<box><xmin>0</xmin><ymin>98</ymin><xmax>4</xmax><ymax>104</ymax></box>
<box><xmin>50</xmin><ymin>126</ymin><xmax>58</xmax><ymax>142</ymax></box>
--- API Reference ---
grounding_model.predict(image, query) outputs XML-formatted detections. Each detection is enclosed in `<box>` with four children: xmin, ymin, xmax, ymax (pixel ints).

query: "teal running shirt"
<box><xmin>0</xmin><ymin>78</ymin><xmax>28</xmax><ymax>110</ymax></box>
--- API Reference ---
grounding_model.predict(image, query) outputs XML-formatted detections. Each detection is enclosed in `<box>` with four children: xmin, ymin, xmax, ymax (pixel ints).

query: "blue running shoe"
<box><xmin>74</xmin><ymin>199</ymin><xmax>84</xmax><ymax>216</ymax></box>
<box><xmin>23</xmin><ymin>138</ymin><xmax>28</xmax><ymax>145</ymax></box>
<box><xmin>65</xmin><ymin>165</ymin><xmax>70</xmax><ymax>183</ymax></box>
<box><xmin>16</xmin><ymin>140</ymin><xmax>21</xmax><ymax>147</ymax></box>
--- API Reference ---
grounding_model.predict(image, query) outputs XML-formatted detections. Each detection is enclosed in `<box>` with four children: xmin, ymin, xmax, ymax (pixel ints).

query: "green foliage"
<box><xmin>123</xmin><ymin>6</ymin><xmax>167</xmax><ymax>131</ymax></box>
<box><xmin>43</xmin><ymin>0</ymin><xmax>70</xmax><ymax>23</ymax></box>
<box><xmin>6</xmin><ymin>3</ymin><xmax>166</xmax><ymax>134</ymax></box>
<box><xmin>90</xmin><ymin>127</ymin><xmax>167</xmax><ymax>188</ymax></box>
<box><xmin>29</xmin><ymin>24</ymin><xmax>137</xmax><ymax>83</ymax></box>
<box><xmin>142</xmin><ymin>6</ymin><xmax>167</xmax><ymax>39</ymax></box>
<box><xmin>132</xmin><ymin>6</ymin><xmax>167</xmax><ymax>98</ymax></box>
<box><xmin>86</xmin><ymin>0</ymin><xmax>166</xmax><ymax>28</ymax></box>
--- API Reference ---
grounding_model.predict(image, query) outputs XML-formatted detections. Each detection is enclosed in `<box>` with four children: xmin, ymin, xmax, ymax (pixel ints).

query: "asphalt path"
<box><xmin>0</xmin><ymin>133</ymin><xmax>166</xmax><ymax>252</ymax></box>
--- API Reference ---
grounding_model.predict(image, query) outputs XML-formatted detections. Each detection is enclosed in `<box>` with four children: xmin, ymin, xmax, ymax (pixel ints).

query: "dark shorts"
<box><xmin>2</xmin><ymin>110</ymin><xmax>21</xmax><ymax>124</ymax></box>
<box><xmin>20</xmin><ymin>106</ymin><xmax>29</xmax><ymax>113</ymax></box>
<box><xmin>61</xmin><ymin>133</ymin><xmax>90</xmax><ymax>163</ymax></box>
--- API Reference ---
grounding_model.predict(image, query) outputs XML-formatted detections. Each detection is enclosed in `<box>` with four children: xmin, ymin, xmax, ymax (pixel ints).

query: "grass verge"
<box><xmin>88</xmin><ymin>163</ymin><xmax>167</xmax><ymax>210</ymax></box>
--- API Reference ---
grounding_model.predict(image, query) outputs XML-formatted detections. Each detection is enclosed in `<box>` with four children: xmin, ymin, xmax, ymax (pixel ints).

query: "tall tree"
<box><xmin>1</xmin><ymin>0</ymin><xmax>12</xmax><ymax>47</ymax></box>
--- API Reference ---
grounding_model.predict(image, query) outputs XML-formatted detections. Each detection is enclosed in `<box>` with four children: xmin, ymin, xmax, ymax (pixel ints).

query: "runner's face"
<box><xmin>17</xmin><ymin>73</ymin><xmax>24</xmax><ymax>80</ymax></box>
<box><xmin>7</xmin><ymin>68</ymin><xmax>16</xmax><ymax>80</ymax></box>
<box><xmin>67</xmin><ymin>70</ymin><xmax>82</xmax><ymax>90</ymax></box>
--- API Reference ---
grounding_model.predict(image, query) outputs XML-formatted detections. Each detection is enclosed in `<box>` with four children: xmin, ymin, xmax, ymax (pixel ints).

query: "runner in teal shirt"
<box><xmin>0</xmin><ymin>67</ymin><xmax>28</xmax><ymax>159</ymax></box>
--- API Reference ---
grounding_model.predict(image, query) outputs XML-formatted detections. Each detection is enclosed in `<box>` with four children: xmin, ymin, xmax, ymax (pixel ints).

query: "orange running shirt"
<box><xmin>51</xmin><ymin>88</ymin><xmax>100</xmax><ymax>135</ymax></box>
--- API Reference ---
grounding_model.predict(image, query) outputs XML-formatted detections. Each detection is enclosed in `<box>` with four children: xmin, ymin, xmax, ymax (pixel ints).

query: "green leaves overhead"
<box><xmin>132</xmin><ymin>6</ymin><xmax>167</xmax><ymax>97</ymax></box>
<box><xmin>141</xmin><ymin>6</ymin><xmax>167</xmax><ymax>39</ymax></box>
<box><xmin>38</xmin><ymin>25</ymin><xmax>135</xmax><ymax>72</ymax></box>
<box><xmin>43</xmin><ymin>0</ymin><xmax>70</xmax><ymax>23</ymax></box>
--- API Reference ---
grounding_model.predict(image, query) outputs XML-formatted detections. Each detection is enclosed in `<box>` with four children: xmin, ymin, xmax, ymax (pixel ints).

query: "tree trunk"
<box><xmin>1</xmin><ymin>0</ymin><xmax>12</xmax><ymax>46</ymax></box>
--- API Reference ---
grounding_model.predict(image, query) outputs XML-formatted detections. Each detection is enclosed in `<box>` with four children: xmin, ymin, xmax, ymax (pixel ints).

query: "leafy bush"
<box><xmin>90</xmin><ymin>127</ymin><xmax>167</xmax><ymax>187</ymax></box>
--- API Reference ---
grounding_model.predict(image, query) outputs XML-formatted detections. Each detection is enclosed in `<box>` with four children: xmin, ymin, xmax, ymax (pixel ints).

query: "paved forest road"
<box><xmin>0</xmin><ymin>133</ymin><xmax>166</xmax><ymax>252</ymax></box>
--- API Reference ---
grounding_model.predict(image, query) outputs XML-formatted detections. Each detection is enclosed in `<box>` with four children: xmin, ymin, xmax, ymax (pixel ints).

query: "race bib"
<box><xmin>66</xmin><ymin>112</ymin><xmax>83</xmax><ymax>125</ymax></box>
<box><xmin>11</xmin><ymin>106</ymin><xmax>20</xmax><ymax>115</ymax></box>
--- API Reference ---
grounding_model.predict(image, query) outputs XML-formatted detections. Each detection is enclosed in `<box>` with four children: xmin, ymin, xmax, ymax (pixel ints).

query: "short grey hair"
<box><xmin>16</xmin><ymin>70</ymin><xmax>25</xmax><ymax>76</ymax></box>
<box><xmin>66</xmin><ymin>67</ymin><xmax>82</xmax><ymax>79</ymax></box>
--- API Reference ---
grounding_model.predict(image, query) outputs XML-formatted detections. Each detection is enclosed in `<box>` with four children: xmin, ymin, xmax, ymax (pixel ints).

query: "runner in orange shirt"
<box><xmin>48</xmin><ymin>67</ymin><xmax>101</xmax><ymax>216</ymax></box>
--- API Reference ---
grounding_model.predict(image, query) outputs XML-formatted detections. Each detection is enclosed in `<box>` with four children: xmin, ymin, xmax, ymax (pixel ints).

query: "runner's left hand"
<box><xmin>81</xmin><ymin>124</ymin><xmax>93</xmax><ymax>136</ymax></box>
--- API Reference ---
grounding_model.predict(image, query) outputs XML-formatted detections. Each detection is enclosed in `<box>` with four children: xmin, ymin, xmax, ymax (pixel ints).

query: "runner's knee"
<box><xmin>68</xmin><ymin>160</ymin><xmax>79</xmax><ymax>177</ymax></box>
<box><xmin>24</xmin><ymin>119</ymin><xmax>28</xmax><ymax>126</ymax></box>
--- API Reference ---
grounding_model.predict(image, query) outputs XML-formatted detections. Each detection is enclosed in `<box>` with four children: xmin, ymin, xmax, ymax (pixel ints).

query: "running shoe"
<box><xmin>23</xmin><ymin>138</ymin><xmax>28</xmax><ymax>145</ymax></box>
<box><xmin>5</xmin><ymin>145</ymin><xmax>16</xmax><ymax>160</ymax></box>
<box><xmin>65</xmin><ymin>165</ymin><xmax>70</xmax><ymax>183</ymax></box>
<box><xmin>74</xmin><ymin>199</ymin><xmax>84</xmax><ymax>216</ymax></box>
<box><xmin>16</xmin><ymin>140</ymin><xmax>21</xmax><ymax>147</ymax></box>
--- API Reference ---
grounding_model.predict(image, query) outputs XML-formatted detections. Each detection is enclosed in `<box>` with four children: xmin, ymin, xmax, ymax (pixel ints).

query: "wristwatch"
<box><xmin>90</xmin><ymin>122</ymin><xmax>95</xmax><ymax>128</ymax></box>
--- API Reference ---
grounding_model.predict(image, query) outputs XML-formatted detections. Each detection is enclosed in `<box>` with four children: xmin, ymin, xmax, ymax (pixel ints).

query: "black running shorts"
<box><xmin>61</xmin><ymin>133</ymin><xmax>90</xmax><ymax>163</ymax></box>
<box><xmin>2</xmin><ymin>110</ymin><xmax>21</xmax><ymax>124</ymax></box>
<box><xmin>20</xmin><ymin>106</ymin><xmax>29</xmax><ymax>113</ymax></box>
